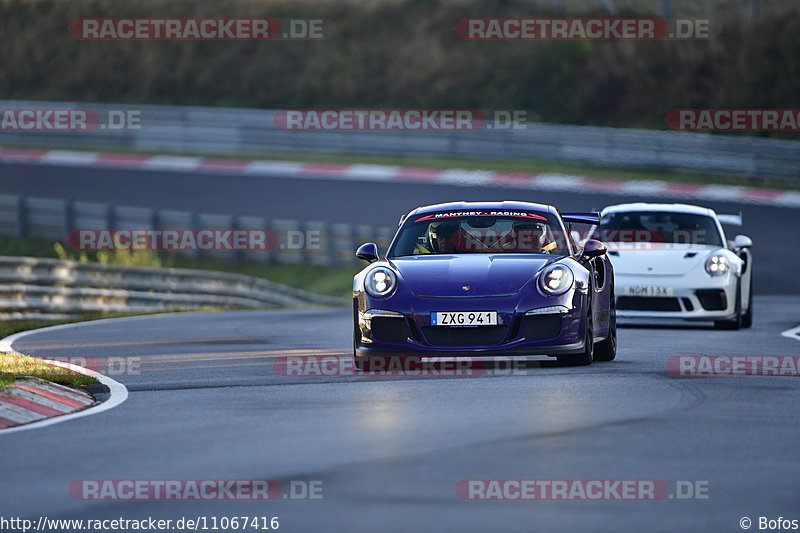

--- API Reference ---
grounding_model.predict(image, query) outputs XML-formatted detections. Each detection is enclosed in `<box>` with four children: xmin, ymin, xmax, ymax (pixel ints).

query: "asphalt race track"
<box><xmin>0</xmin><ymin>301</ymin><xmax>798</xmax><ymax>532</ymax></box>
<box><xmin>1</xmin><ymin>162</ymin><xmax>799</xmax><ymax>532</ymax></box>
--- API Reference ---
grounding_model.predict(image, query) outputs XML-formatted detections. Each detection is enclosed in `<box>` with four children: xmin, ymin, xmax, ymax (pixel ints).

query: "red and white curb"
<box><xmin>0</xmin><ymin>377</ymin><xmax>94</xmax><ymax>428</ymax></box>
<box><xmin>1</xmin><ymin>147</ymin><xmax>799</xmax><ymax>209</ymax></box>
<box><xmin>0</xmin><ymin>322</ymin><xmax>128</xmax><ymax>434</ymax></box>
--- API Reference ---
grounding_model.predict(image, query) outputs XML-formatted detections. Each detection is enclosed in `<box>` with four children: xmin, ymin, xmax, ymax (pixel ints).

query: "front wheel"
<box><xmin>714</xmin><ymin>279</ymin><xmax>742</xmax><ymax>330</ymax></box>
<box><xmin>594</xmin><ymin>309</ymin><xmax>617</xmax><ymax>362</ymax></box>
<box><xmin>558</xmin><ymin>311</ymin><xmax>593</xmax><ymax>366</ymax></box>
<box><xmin>741</xmin><ymin>276</ymin><xmax>753</xmax><ymax>328</ymax></box>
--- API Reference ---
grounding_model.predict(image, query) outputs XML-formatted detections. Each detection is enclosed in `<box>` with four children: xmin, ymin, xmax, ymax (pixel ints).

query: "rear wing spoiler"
<box><xmin>717</xmin><ymin>213</ymin><xmax>743</xmax><ymax>226</ymax></box>
<box><xmin>561</xmin><ymin>212</ymin><xmax>601</xmax><ymax>226</ymax></box>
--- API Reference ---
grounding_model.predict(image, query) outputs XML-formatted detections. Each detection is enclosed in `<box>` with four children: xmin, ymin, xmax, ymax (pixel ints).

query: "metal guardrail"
<box><xmin>0</xmin><ymin>193</ymin><xmax>395</xmax><ymax>268</ymax></box>
<box><xmin>1</xmin><ymin>100</ymin><xmax>798</xmax><ymax>180</ymax></box>
<box><xmin>0</xmin><ymin>256</ymin><xmax>347</xmax><ymax>318</ymax></box>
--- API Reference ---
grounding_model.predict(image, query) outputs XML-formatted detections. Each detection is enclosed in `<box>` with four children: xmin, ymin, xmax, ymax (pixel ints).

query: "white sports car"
<box><xmin>591</xmin><ymin>203</ymin><xmax>753</xmax><ymax>329</ymax></box>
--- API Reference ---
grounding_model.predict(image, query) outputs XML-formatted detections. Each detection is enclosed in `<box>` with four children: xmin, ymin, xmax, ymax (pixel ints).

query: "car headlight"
<box><xmin>705</xmin><ymin>254</ymin><xmax>730</xmax><ymax>276</ymax></box>
<box><xmin>539</xmin><ymin>264</ymin><xmax>574</xmax><ymax>295</ymax></box>
<box><xmin>365</xmin><ymin>267</ymin><xmax>397</xmax><ymax>298</ymax></box>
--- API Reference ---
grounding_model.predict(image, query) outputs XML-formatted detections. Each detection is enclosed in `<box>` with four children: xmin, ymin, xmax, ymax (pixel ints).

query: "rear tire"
<box><xmin>353</xmin><ymin>307</ymin><xmax>367</xmax><ymax>370</ymax></box>
<box><xmin>353</xmin><ymin>307</ymin><xmax>360</xmax><ymax>358</ymax></box>
<box><xmin>714</xmin><ymin>279</ymin><xmax>742</xmax><ymax>330</ymax></box>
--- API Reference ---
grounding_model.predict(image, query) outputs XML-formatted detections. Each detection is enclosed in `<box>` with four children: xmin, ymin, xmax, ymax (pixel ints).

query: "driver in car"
<box><xmin>425</xmin><ymin>220</ymin><xmax>460</xmax><ymax>253</ymax></box>
<box><xmin>512</xmin><ymin>220</ymin><xmax>558</xmax><ymax>252</ymax></box>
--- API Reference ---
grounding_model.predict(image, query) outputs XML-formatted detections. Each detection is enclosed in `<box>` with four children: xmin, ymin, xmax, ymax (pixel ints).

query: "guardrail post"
<box><xmin>64</xmin><ymin>199</ymin><xmax>74</xmax><ymax>235</ymax></box>
<box><xmin>191</xmin><ymin>211</ymin><xmax>203</xmax><ymax>259</ymax></box>
<box><xmin>106</xmin><ymin>204</ymin><xmax>116</xmax><ymax>230</ymax></box>
<box><xmin>15</xmin><ymin>195</ymin><xmax>26</xmax><ymax>238</ymax></box>
<box><xmin>299</xmin><ymin>219</ymin><xmax>311</xmax><ymax>264</ymax></box>
<box><xmin>325</xmin><ymin>223</ymin><xmax>337</xmax><ymax>267</ymax></box>
<box><xmin>232</xmin><ymin>215</ymin><xmax>244</xmax><ymax>262</ymax></box>
<box><xmin>352</xmin><ymin>224</ymin><xmax>362</xmax><ymax>266</ymax></box>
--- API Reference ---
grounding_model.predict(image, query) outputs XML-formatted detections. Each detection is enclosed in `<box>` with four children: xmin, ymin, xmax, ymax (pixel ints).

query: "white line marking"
<box><xmin>697</xmin><ymin>185</ymin><xmax>747</xmax><ymax>201</ymax></box>
<box><xmin>41</xmin><ymin>150</ymin><xmax>99</xmax><ymax>166</ymax></box>
<box><xmin>618</xmin><ymin>180</ymin><xmax>669</xmax><ymax>195</ymax></box>
<box><xmin>344</xmin><ymin>164</ymin><xmax>401</xmax><ymax>181</ymax></box>
<box><xmin>532</xmin><ymin>174</ymin><xmax>586</xmax><ymax>190</ymax></box>
<box><xmin>775</xmin><ymin>192</ymin><xmax>800</xmax><ymax>209</ymax></box>
<box><xmin>0</xmin><ymin>320</ymin><xmax>129</xmax><ymax>435</ymax></box>
<box><xmin>244</xmin><ymin>160</ymin><xmax>304</xmax><ymax>176</ymax></box>
<box><xmin>781</xmin><ymin>324</ymin><xmax>800</xmax><ymax>342</ymax></box>
<box><xmin>439</xmin><ymin>169</ymin><xmax>493</xmax><ymax>186</ymax></box>
<box><xmin>142</xmin><ymin>155</ymin><xmax>202</xmax><ymax>171</ymax></box>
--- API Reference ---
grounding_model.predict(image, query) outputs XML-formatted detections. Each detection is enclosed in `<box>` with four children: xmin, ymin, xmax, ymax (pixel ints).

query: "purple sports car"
<box><xmin>352</xmin><ymin>201</ymin><xmax>617</xmax><ymax>368</ymax></box>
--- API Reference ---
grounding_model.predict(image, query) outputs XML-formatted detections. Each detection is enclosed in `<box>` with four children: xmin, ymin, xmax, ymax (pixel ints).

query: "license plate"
<box><xmin>431</xmin><ymin>311</ymin><xmax>498</xmax><ymax>326</ymax></box>
<box><xmin>623</xmin><ymin>285</ymin><xmax>674</xmax><ymax>297</ymax></box>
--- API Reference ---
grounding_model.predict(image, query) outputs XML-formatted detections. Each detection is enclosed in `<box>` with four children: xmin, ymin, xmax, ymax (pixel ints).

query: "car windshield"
<box><xmin>388</xmin><ymin>211</ymin><xmax>570</xmax><ymax>257</ymax></box>
<box><xmin>596</xmin><ymin>211</ymin><xmax>723</xmax><ymax>247</ymax></box>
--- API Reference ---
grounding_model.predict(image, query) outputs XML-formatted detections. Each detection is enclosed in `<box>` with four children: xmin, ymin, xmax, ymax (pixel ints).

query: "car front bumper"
<box><xmin>615</xmin><ymin>273</ymin><xmax>739</xmax><ymax>321</ymax></box>
<box><xmin>355</xmin><ymin>294</ymin><xmax>588</xmax><ymax>358</ymax></box>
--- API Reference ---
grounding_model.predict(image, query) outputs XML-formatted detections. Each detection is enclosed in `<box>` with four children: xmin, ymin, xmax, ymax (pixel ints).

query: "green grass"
<box><xmin>0</xmin><ymin>351</ymin><xmax>98</xmax><ymax>388</ymax></box>
<box><xmin>6</xmin><ymin>142</ymin><xmax>798</xmax><ymax>191</ymax></box>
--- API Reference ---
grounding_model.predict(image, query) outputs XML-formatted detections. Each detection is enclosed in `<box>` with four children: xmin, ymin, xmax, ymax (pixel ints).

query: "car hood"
<box><xmin>607</xmin><ymin>246</ymin><xmax>720</xmax><ymax>276</ymax></box>
<box><xmin>389</xmin><ymin>254</ymin><xmax>556</xmax><ymax>297</ymax></box>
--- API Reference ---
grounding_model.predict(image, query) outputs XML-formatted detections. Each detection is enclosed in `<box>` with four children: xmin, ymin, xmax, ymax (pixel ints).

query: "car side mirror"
<box><xmin>356</xmin><ymin>242</ymin><xmax>380</xmax><ymax>263</ymax></box>
<box><xmin>581</xmin><ymin>239</ymin><xmax>607</xmax><ymax>261</ymax></box>
<box><xmin>733</xmin><ymin>235</ymin><xmax>752</xmax><ymax>250</ymax></box>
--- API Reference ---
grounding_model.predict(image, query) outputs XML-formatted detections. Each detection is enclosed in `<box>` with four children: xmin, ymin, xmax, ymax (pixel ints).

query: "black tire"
<box><xmin>353</xmin><ymin>307</ymin><xmax>360</xmax><ymax>358</ymax></box>
<box><xmin>594</xmin><ymin>303</ymin><xmax>617</xmax><ymax>362</ymax></box>
<box><xmin>558</xmin><ymin>309</ymin><xmax>593</xmax><ymax>366</ymax></box>
<box><xmin>741</xmin><ymin>276</ymin><xmax>753</xmax><ymax>328</ymax></box>
<box><xmin>714</xmin><ymin>279</ymin><xmax>742</xmax><ymax>330</ymax></box>
<box><xmin>353</xmin><ymin>307</ymin><xmax>368</xmax><ymax>370</ymax></box>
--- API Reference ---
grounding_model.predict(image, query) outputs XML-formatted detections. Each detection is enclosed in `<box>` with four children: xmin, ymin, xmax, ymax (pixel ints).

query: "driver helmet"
<box><xmin>428</xmin><ymin>220</ymin><xmax>460</xmax><ymax>252</ymax></box>
<box><xmin>512</xmin><ymin>220</ymin><xmax>546</xmax><ymax>250</ymax></box>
